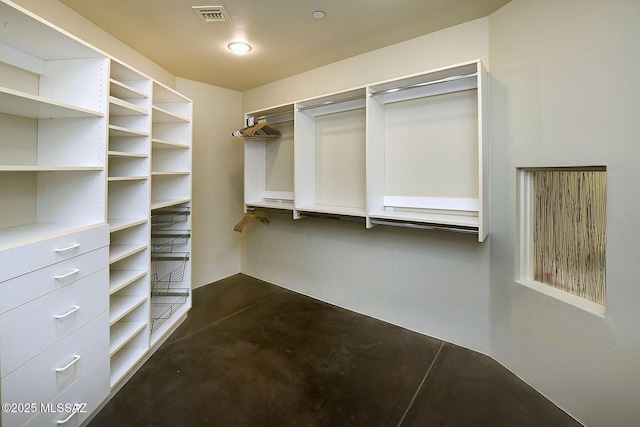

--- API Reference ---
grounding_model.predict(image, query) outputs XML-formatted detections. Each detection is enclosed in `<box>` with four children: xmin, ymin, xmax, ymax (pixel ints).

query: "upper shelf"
<box><xmin>0</xmin><ymin>86</ymin><xmax>104</xmax><ymax>119</ymax></box>
<box><xmin>152</xmin><ymin>106</ymin><xmax>190</xmax><ymax>124</ymax></box>
<box><xmin>0</xmin><ymin>2</ymin><xmax>102</xmax><ymax>63</ymax></box>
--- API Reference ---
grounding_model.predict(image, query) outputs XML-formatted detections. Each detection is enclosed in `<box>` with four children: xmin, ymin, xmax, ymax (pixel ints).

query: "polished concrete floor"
<box><xmin>89</xmin><ymin>274</ymin><xmax>582</xmax><ymax>427</ymax></box>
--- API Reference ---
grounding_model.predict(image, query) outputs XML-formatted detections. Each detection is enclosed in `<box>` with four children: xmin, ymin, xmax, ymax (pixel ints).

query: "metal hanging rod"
<box><xmin>251</xmin><ymin>110</ymin><xmax>294</xmax><ymax>121</ymax></box>
<box><xmin>297</xmin><ymin>93</ymin><xmax>366</xmax><ymax>112</ymax></box>
<box><xmin>369</xmin><ymin>72</ymin><xmax>477</xmax><ymax>97</ymax></box>
<box><xmin>370</xmin><ymin>218</ymin><xmax>478</xmax><ymax>234</ymax></box>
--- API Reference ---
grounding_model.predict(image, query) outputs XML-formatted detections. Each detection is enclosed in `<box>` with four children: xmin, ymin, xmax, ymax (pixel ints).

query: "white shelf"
<box><xmin>246</xmin><ymin>200</ymin><xmax>295</xmax><ymax>211</ymax></box>
<box><xmin>152</xmin><ymin>106</ymin><xmax>190</xmax><ymax>123</ymax></box>
<box><xmin>109</xmin><ymin>294</ymin><xmax>147</xmax><ymax>325</ymax></box>
<box><xmin>109</xmin><ymin>346</ymin><xmax>147</xmax><ymax>388</ymax></box>
<box><xmin>109</xmin><ymin>269</ymin><xmax>147</xmax><ymax>294</ymax></box>
<box><xmin>109</xmin><ymin>96</ymin><xmax>149</xmax><ymax>116</ymax></box>
<box><xmin>108</xmin><ymin>176</ymin><xmax>147</xmax><ymax>182</ymax></box>
<box><xmin>151</xmin><ymin>198</ymin><xmax>192</xmax><ymax>210</ymax></box>
<box><xmin>0</xmin><ymin>166</ymin><xmax>103</xmax><ymax>171</ymax></box>
<box><xmin>110</xmin><ymin>79</ymin><xmax>148</xmax><ymax>100</ymax></box>
<box><xmin>108</xmin><ymin>151</ymin><xmax>148</xmax><ymax>158</ymax></box>
<box><xmin>108</xmin><ymin>218</ymin><xmax>148</xmax><ymax>233</ymax></box>
<box><xmin>109</xmin><ymin>243</ymin><xmax>147</xmax><ymax>264</ymax></box>
<box><xmin>109</xmin><ymin>125</ymin><xmax>150</xmax><ymax>138</ymax></box>
<box><xmin>369</xmin><ymin>210</ymin><xmax>480</xmax><ymax>228</ymax></box>
<box><xmin>151</xmin><ymin>171</ymin><xmax>190</xmax><ymax>176</ymax></box>
<box><xmin>110</xmin><ymin>320</ymin><xmax>147</xmax><ymax>355</ymax></box>
<box><xmin>152</xmin><ymin>138</ymin><xmax>189</xmax><ymax>149</ymax></box>
<box><xmin>296</xmin><ymin>205</ymin><xmax>366</xmax><ymax>217</ymax></box>
<box><xmin>0</xmin><ymin>86</ymin><xmax>104</xmax><ymax>119</ymax></box>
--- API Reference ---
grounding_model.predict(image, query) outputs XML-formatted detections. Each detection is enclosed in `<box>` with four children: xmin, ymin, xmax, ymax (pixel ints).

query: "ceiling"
<box><xmin>58</xmin><ymin>0</ymin><xmax>511</xmax><ymax>92</ymax></box>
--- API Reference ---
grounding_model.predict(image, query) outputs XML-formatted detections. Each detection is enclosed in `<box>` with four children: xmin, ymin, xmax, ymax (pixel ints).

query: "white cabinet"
<box><xmin>243</xmin><ymin>60</ymin><xmax>489</xmax><ymax>241</ymax></box>
<box><xmin>0</xmin><ymin>225</ymin><xmax>109</xmax><ymax>427</ymax></box>
<box><xmin>0</xmin><ymin>0</ymin><xmax>193</xmax><ymax>421</ymax></box>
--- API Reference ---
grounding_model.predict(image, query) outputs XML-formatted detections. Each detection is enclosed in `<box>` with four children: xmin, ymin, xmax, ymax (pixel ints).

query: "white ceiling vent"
<box><xmin>192</xmin><ymin>6</ymin><xmax>231</xmax><ymax>23</ymax></box>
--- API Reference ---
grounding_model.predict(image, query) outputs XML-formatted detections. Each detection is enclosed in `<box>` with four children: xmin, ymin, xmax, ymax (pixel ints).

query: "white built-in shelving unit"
<box><xmin>243</xmin><ymin>60</ymin><xmax>489</xmax><ymax>241</ymax></box>
<box><xmin>107</xmin><ymin>60</ymin><xmax>152</xmax><ymax>388</ymax></box>
<box><xmin>0</xmin><ymin>0</ymin><xmax>193</xmax><ymax>423</ymax></box>
<box><xmin>150</xmin><ymin>82</ymin><xmax>192</xmax><ymax>346</ymax></box>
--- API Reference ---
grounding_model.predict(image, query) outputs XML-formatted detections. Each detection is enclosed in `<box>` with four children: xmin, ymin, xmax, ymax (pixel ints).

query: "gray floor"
<box><xmin>89</xmin><ymin>274</ymin><xmax>581</xmax><ymax>426</ymax></box>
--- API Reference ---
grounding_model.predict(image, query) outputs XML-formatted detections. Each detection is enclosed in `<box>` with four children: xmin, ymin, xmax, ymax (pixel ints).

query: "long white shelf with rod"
<box><xmin>367</xmin><ymin>60</ymin><xmax>489</xmax><ymax>241</ymax></box>
<box><xmin>241</xmin><ymin>59</ymin><xmax>489</xmax><ymax>241</ymax></box>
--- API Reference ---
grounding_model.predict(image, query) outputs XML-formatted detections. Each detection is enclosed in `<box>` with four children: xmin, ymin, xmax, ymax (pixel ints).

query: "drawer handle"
<box><xmin>55</xmin><ymin>243</ymin><xmax>80</xmax><ymax>253</ymax></box>
<box><xmin>56</xmin><ymin>407</ymin><xmax>79</xmax><ymax>425</ymax></box>
<box><xmin>55</xmin><ymin>355</ymin><xmax>81</xmax><ymax>373</ymax></box>
<box><xmin>54</xmin><ymin>269</ymin><xmax>80</xmax><ymax>280</ymax></box>
<box><xmin>54</xmin><ymin>305</ymin><xmax>80</xmax><ymax>319</ymax></box>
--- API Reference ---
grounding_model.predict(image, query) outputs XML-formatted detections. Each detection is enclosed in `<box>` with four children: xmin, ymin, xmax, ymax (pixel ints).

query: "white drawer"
<box><xmin>0</xmin><ymin>246</ymin><xmax>108</xmax><ymax>315</ymax></box>
<box><xmin>0</xmin><ymin>224</ymin><xmax>109</xmax><ymax>283</ymax></box>
<box><xmin>23</xmin><ymin>355</ymin><xmax>110</xmax><ymax>427</ymax></box>
<box><xmin>1</xmin><ymin>312</ymin><xmax>109</xmax><ymax>427</ymax></box>
<box><xmin>0</xmin><ymin>268</ymin><xmax>108</xmax><ymax>377</ymax></box>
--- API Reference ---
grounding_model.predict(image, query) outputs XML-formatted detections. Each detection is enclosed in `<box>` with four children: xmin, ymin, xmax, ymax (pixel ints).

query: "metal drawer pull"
<box><xmin>54</xmin><ymin>305</ymin><xmax>80</xmax><ymax>319</ymax></box>
<box><xmin>54</xmin><ymin>269</ymin><xmax>80</xmax><ymax>280</ymax></box>
<box><xmin>55</xmin><ymin>355</ymin><xmax>81</xmax><ymax>372</ymax></box>
<box><xmin>54</xmin><ymin>243</ymin><xmax>80</xmax><ymax>253</ymax></box>
<box><xmin>56</xmin><ymin>407</ymin><xmax>79</xmax><ymax>425</ymax></box>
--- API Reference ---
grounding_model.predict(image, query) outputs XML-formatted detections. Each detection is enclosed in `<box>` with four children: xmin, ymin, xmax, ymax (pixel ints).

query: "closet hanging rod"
<box><xmin>247</xmin><ymin>111</ymin><xmax>294</xmax><ymax>126</ymax></box>
<box><xmin>251</xmin><ymin>111</ymin><xmax>294</xmax><ymax>121</ymax></box>
<box><xmin>369</xmin><ymin>72</ymin><xmax>477</xmax><ymax>97</ymax></box>
<box><xmin>297</xmin><ymin>94</ymin><xmax>366</xmax><ymax>112</ymax></box>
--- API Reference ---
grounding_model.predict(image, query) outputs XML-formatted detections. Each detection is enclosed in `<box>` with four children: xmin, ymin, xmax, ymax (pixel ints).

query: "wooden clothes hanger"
<box><xmin>233</xmin><ymin>210</ymin><xmax>269</xmax><ymax>232</ymax></box>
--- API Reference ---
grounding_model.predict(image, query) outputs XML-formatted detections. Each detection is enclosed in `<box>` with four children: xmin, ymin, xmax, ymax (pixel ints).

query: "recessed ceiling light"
<box><xmin>228</xmin><ymin>41</ymin><xmax>252</xmax><ymax>55</ymax></box>
<box><xmin>312</xmin><ymin>10</ymin><xmax>326</xmax><ymax>19</ymax></box>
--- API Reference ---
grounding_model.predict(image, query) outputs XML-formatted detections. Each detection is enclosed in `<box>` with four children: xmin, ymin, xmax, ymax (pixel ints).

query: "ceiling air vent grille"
<box><xmin>192</xmin><ymin>6</ymin><xmax>231</xmax><ymax>23</ymax></box>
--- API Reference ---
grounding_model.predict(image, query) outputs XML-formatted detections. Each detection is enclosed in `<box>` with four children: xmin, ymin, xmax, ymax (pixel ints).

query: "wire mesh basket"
<box><xmin>151</xmin><ymin>252</ymin><xmax>189</xmax><ymax>291</ymax></box>
<box><xmin>150</xmin><ymin>290</ymin><xmax>189</xmax><ymax>335</ymax></box>
<box><xmin>151</xmin><ymin>231</ymin><xmax>190</xmax><ymax>253</ymax></box>
<box><xmin>151</xmin><ymin>207</ymin><xmax>190</xmax><ymax>229</ymax></box>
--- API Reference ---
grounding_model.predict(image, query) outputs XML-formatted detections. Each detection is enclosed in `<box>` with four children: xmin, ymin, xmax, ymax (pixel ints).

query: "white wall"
<box><xmin>241</xmin><ymin>18</ymin><xmax>493</xmax><ymax>355</ymax></box>
<box><xmin>175</xmin><ymin>79</ymin><xmax>244</xmax><ymax>288</ymax></box>
<box><xmin>489</xmin><ymin>0</ymin><xmax>640</xmax><ymax>425</ymax></box>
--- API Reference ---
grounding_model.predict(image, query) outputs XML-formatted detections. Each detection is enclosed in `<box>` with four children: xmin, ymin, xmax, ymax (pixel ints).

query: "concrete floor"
<box><xmin>89</xmin><ymin>274</ymin><xmax>581</xmax><ymax>426</ymax></box>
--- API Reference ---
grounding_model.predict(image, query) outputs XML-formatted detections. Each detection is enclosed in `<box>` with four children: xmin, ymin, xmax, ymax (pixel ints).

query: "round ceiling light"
<box><xmin>228</xmin><ymin>41</ymin><xmax>252</xmax><ymax>55</ymax></box>
<box><xmin>312</xmin><ymin>10</ymin><xmax>326</xmax><ymax>19</ymax></box>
